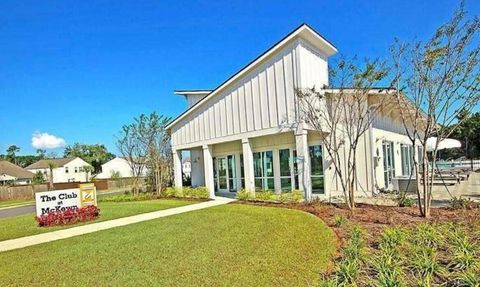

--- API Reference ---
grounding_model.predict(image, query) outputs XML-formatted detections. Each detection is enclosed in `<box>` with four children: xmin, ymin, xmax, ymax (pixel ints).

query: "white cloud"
<box><xmin>31</xmin><ymin>132</ymin><xmax>66</xmax><ymax>149</ymax></box>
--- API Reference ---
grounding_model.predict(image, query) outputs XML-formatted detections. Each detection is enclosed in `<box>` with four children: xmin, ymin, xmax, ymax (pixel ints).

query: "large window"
<box><xmin>309</xmin><ymin>145</ymin><xmax>324</xmax><ymax>194</ymax></box>
<box><xmin>253</xmin><ymin>151</ymin><xmax>275</xmax><ymax>190</ymax></box>
<box><xmin>382</xmin><ymin>141</ymin><xmax>395</xmax><ymax>187</ymax></box>
<box><xmin>279</xmin><ymin>149</ymin><xmax>292</xmax><ymax>192</ymax></box>
<box><xmin>401</xmin><ymin>144</ymin><xmax>414</xmax><ymax>176</ymax></box>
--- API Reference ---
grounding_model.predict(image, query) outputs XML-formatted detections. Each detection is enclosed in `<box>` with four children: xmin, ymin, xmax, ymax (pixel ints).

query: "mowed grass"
<box><xmin>0</xmin><ymin>199</ymin><xmax>194</xmax><ymax>241</ymax></box>
<box><xmin>0</xmin><ymin>204</ymin><xmax>336</xmax><ymax>287</ymax></box>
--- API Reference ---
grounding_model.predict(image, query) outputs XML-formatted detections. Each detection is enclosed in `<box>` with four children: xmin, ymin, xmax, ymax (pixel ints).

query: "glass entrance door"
<box><xmin>218</xmin><ymin>157</ymin><xmax>228</xmax><ymax>191</ymax></box>
<box><xmin>215</xmin><ymin>155</ymin><xmax>238</xmax><ymax>192</ymax></box>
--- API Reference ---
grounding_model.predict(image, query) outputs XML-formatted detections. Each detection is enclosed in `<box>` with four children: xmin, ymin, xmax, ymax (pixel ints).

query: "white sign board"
<box><xmin>35</xmin><ymin>188</ymin><xmax>81</xmax><ymax>216</ymax></box>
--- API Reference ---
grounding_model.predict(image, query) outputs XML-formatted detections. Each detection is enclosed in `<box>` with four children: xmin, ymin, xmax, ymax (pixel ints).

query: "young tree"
<box><xmin>296</xmin><ymin>58</ymin><xmax>389</xmax><ymax>210</ymax></box>
<box><xmin>117</xmin><ymin>112</ymin><xmax>172</xmax><ymax>195</ymax></box>
<box><xmin>32</xmin><ymin>171</ymin><xmax>45</xmax><ymax>185</ymax></box>
<box><xmin>390</xmin><ymin>4</ymin><xmax>480</xmax><ymax>217</ymax></box>
<box><xmin>47</xmin><ymin>161</ymin><xmax>57</xmax><ymax>190</ymax></box>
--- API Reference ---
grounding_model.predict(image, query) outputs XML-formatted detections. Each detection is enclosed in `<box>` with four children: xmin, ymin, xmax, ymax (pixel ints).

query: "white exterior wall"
<box><xmin>171</xmin><ymin>39</ymin><xmax>330</xmax><ymax>150</ymax></box>
<box><xmin>96</xmin><ymin>157</ymin><xmax>145</xmax><ymax>179</ymax></box>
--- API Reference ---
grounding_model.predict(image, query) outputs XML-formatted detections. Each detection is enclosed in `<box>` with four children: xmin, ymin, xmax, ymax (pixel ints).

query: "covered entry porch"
<box><xmin>172</xmin><ymin>127</ymin><xmax>330</xmax><ymax>200</ymax></box>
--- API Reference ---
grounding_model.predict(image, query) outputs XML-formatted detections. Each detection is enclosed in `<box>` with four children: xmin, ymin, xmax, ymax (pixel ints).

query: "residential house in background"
<box><xmin>167</xmin><ymin>24</ymin><xmax>418</xmax><ymax>200</ymax></box>
<box><xmin>26</xmin><ymin>157</ymin><xmax>92</xmax><ymax>183</ymax></box>
<box><xmin>96</xmin><ymin>157</ymin><xmax>147</xmax><ymax>179</ymax></box>
<box><xmin>0</xmin><ymin>160</ymin><xmax>34</xmax><ymax>185</ymax></box>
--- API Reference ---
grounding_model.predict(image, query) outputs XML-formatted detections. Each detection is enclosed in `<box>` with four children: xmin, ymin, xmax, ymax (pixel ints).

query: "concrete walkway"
<box><xmin>0</xmin><ymin>196</ymin><xmax>235</xmax><ymax>253</ymax></box>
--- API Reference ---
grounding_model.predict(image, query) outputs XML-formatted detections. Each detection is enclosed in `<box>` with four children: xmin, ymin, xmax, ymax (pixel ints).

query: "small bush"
<box><xmin>99</xmin><ymin>193</ymin><xmax>156</xmax><ymax>202</ymax></box>
<box><xmin>160</xmin><ymin>187</ymin><xmax>210</xmax><ymax>199</ymax></box>
<box><xmin>396</xmin><ymin>191</ymin><xmax>415</xmax><ymax>207</ymax></box>
<box><xmin>235</xmin><ymin>189</ymin><xmax>304</xmax><ymax>203</ymax></box>
<box><xmin>236</xmin><ymin>189</ymin><xmax>254</xmax><ymax>200</ymax></box>
<box><xmin>182</xmin><ymin>187</ymin><xmax>210</xmax><ymax>199</ymax></box>
<box><xmin>334</xmin><ymin>214</ymin><xmax>347</xmax><ymax>227</ymax></box>
<box><xmin>278</xmin><ymin>190</ymin><xmax>304</xmax><ymax>203</ymax></box>
<box><xmin>35</xmin><ymin>205</ymin><xmax>100</xmax><ymax>227</ymax></box>
<box><xmin>255</xmin><ymin>190</ymin><xmax>275</xmax><ymax>201</ymax></box>
<box><xmin>449</xmin><ymin>196</ymin><xmax>477</xmax><ymax>210</ymax></box>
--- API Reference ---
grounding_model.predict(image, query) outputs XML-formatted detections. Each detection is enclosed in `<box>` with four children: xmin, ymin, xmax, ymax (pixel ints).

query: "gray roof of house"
<box><xmin>0</xmin><ymin>161</ymin><xmax>34</xmax><ymax>179</ymax></box>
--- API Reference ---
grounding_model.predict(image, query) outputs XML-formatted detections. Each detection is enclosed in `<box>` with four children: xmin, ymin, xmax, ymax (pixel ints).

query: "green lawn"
<box><xmin>0</xmin><ymin>204</ymin><xmax>336</xmax><ymax>286</ymax></box>
<box><xmin>0</xmin><ymin>199</ymin><xmax>34</xmax><ymax>208</ymax></box>
<box><xmin>0</xmin><ymin>199</ymin><xmax>194</xmax><ymax>241</ymax></box>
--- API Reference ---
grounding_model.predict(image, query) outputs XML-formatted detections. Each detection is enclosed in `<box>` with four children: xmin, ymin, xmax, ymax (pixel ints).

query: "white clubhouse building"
<box><xmin>167</xmin><ymin>24</ymin><xmax>417</xmax><ymax>200</ymax></box>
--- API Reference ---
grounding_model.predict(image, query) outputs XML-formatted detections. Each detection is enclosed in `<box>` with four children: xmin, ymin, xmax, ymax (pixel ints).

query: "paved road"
<box><xmin>0</xmin><ymin>204</ymin><xmax>35</xmax><ymax>219</ymax></box>
<box><xmin>0</xmin><ymin>189</ymin><xmax>126</xmax><ymax>219</ymax></box>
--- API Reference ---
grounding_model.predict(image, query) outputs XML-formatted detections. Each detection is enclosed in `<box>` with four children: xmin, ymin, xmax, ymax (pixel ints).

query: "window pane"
<box><xmin>229</xmin><ymin>179</ymin><xmax>236</xmax><ymax>192</ymax></box>
<box><xmin>253</xmin><ymin>152</ymin><xmax>262</xmax><ymax>177</ymax></box>
<box><xmin>218</xmin><ymin>158</ymin><xmax>227</xmax><ymax>177</ymax></box>
<box><xmin>312</xmin><ymin>177</ymin><xmax>324</xmax><ymax>194</ymax></box>
<box><xmin>219</xmin><ymin>177</ymin><xmax>227</xmax><ymax>189</ymax></box>
<box><xmin>279</xmin><ymin>149</ymin><xmax>291</xmax><ymax>176</ymax></box>
<box><xmin>309</xmin><ymin>145</ymin><xmax>323</xmax><ymax>176</ymax></box>
<box><xmin>267</xmin><ymin>178</ymin><xmax>275</xmax><ymax>190</ymax></box>
<box><xmin>254</xmin><ymin>179</ymin><xmax>263</xmax><ymax>190</ymax></box>
<box><xmin>263</xmin><ymin>151</ymin><xmax>274</xmax><ymax>177</ymax></box>
<box><xmin>281</xmin><ymin>178</ymin><xmax>292</xmax><ymax>192</ymax></box>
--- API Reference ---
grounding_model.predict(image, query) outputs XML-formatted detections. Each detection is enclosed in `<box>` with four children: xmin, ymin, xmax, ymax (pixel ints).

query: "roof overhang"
<box><xmin>166</xmin><ymin>23</ymin><xmax>338</xmax><ymax>130</ymax></box>
<box><xmin>174</xmin><ymin>90</ymin><xmax>212</xmax><ymax>97</ymax></box>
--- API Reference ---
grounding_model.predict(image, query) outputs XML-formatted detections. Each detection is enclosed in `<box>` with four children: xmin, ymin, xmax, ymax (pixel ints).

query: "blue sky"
<box><xmin>1</xmin><ymin>0</ymin><xmax>479</xmax><ymax>155</ymax></box>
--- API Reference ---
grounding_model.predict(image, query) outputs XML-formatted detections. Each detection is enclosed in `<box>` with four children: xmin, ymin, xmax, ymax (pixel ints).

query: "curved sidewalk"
<box><xmin>0</xmin><ymin>196</ymin><xmax>235</xmax><ymax>253</ymax></box>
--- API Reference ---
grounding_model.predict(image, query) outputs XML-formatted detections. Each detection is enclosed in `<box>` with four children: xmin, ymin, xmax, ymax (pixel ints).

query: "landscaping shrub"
<box><xmin>396</xmin><ymin>191</ymin><xmax>415</xmax><ymax>207</ymax></box>
<box><xmin>35</xmin><ymin>205</ymin><xmax>100</xmax><ymax>227</ymax></box>
<box><xmin>334</xmin><ymin>214</ymin><xmax>347</xmax><ymax>227</ymax></box>
<box><xmin>181</xmin><ymin>187</ymin><xmax>209</xmax><ymax>199</ymax></box>
<box><xmin>235</xmin><ymin>189</ymin><xmax>304</xmax><ymax>203</ymax></box>
<box><xmin>236</xmin><ymin>189</ymin><xmax>254</xmax><ymax>200</ymax></box>
<box><xmin>320</xmin><ymin>222</ymin><xmax>480</xmax><ymax>286</ymax></box>
<box><xmin>449</xmin><ymin>196</ymin><xmax>478</xmax><ymax>209</ymax></box>
<box><xmin>99</xmin><ymin>193</ymin><xmax>157</xmax><ymax>202</ymax></box>
<box><xmin>161</xmin><ymin>187</ymin><xmax>210</xmax><ymax>199</ymax></box>
<box><xmin>100</xmin><ymin>187</ymin><xmax>210</xmax><ymax>202</ymax></box>
<box><xmin>255</xmin><ymin>191</ymin><xmax>275</xmax><ymax>201</ymax></box>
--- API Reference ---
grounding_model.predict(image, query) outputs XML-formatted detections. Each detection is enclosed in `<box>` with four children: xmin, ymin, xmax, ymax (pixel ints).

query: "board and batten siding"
<box><xmin>171</xmin><ymin>39</ymin><xmax>330</xmax><ymax>149</ymax></box>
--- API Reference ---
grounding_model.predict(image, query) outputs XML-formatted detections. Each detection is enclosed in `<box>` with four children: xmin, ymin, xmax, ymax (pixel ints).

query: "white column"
<box><xmin>242</xmin><ymin>138</ymin><xmax>255</xmax><ymax>193</ymax></box>
<box><xmin>190</xmin><ymin>148</ymin><xmax>205</xmax><ymax>187</ymax></box>
<box><xmin>202</xmin><ymin>144</ymin><xmax>215</xmax><ymax>199</ymax></box>
<box><xmin>235</xmin><ymin>152</ymin><xmax>242</xmax><ymax>191</ymax></box>
<box><xmin>173</xmin><ymin>149</ymin><xmax>183</xmax><ymax>189</ymax></box>
<box><xmin>295</xmin><ymin>127</ymin><xmax>311</xmax><ymax>201</ymax></box>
